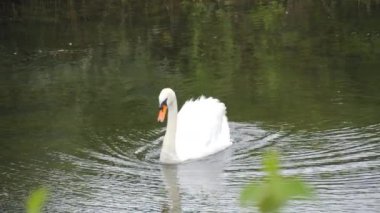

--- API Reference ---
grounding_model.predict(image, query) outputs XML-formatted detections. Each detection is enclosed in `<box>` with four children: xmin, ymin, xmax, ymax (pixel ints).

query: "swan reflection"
<box><xmin>161</xmin><ymin>148</ymin><xmax>232</xmax><ymax>212</ymax></box>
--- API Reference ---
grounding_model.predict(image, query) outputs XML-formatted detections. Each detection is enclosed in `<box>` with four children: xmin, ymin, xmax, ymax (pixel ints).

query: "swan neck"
<box><xmin>160</xmin><ymin>99</ymin><xmax>179</xmax><ymax>163</ymax></box>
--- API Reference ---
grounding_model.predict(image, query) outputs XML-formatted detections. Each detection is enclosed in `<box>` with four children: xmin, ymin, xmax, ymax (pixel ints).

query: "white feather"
<box><xmin>158</xmin><ymin>88</ymin><xmax>232</xmax><ymax>163</ymax></box>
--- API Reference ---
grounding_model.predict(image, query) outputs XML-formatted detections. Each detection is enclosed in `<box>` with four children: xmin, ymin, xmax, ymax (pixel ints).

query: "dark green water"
<box><xmin>0</xmin><ymin>1</ymin><xmax>379</xmax><ymax>212</ymax></box>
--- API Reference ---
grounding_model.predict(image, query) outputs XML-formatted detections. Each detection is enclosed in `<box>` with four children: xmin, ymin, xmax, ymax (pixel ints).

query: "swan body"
<box><xmin>157</xmin><ymin>88</ymin><xmax>231</xmax><ymax>164</ymax></box>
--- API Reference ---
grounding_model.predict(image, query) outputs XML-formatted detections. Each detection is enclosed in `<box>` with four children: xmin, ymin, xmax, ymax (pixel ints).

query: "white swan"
<box><xmin>157</xmin><ymin>88</ymin><xmax>232</xmax><ymax>164</ymax></box>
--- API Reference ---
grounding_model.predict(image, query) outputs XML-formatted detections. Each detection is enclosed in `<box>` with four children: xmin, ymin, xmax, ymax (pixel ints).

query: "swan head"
<box><xmin>157</xmin><ymin>88</ymin><xmax>176</xmax><ymax>122</ymax></box>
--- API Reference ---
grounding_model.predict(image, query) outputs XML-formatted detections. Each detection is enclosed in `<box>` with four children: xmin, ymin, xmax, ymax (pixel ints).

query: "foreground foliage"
<box><xmin>241</xmin><ymin>151</ymin><xmax>313</xmax><ymax>213</ymax></box>
<box><xmin>26</xmin><ymin>187</ymin><xmax>48</xmax><ymax>213</ymax></box>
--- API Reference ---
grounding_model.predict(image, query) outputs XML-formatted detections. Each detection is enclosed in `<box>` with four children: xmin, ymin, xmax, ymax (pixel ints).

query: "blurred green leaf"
<box><xmin>26</xmin><ymin>187</ymin><xmax>48</xmax><ymax>213</ymax></box>
<box><xmin>283</xmin><ymin>178</ymin><xmax>313</xmax><ymax>198</ymax></box>
<box><xmin>240</xmin><ymin>151</ymin><xmax>313</xmax><ymax>213</ymax></box>
<box><xmin>241</xmin><ymin>182</ymin><xmax>262</xmax><ymax>205</ymax></box>
<box><xmin>263</xmin><ymin>150</ymin><xmax>279</xmax><ymax>176</ymax></box>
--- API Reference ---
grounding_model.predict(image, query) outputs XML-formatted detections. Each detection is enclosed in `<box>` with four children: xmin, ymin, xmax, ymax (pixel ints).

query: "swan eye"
<box><xmin>157</xmin><ymin>99</ymin><xmax>168</xmax><ymax>122</ymax></box>
<box><xmin>159</xmin><ymin>99</ymin><xmax>168</xmax><ymax>109</ymax></box>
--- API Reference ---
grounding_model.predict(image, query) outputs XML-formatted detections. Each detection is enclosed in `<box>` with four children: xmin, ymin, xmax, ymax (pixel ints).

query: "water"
<box><xmin>1</xmin><ymin>1</ymin><xmax>380</xmax><ymax>212</ymax></box>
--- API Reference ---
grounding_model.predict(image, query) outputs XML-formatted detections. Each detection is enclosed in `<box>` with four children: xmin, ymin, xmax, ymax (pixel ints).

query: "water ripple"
<box><xmin>43</xmin><ymin>122</ymin><xmax>380</xmax><ymax>212</ymax></box>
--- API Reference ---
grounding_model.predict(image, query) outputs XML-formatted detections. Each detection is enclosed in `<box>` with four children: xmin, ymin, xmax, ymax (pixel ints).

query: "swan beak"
<box><xmin>157</xmin><ymin>105</ymin><xmax>167</xmax><ymax>122</ymax></box>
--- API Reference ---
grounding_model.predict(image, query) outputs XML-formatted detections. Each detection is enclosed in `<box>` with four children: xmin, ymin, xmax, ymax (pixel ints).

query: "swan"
<box><xmin>157</xmin><ymin>88</ymin><xmax>232</xmax><ymax>164</ymax></box>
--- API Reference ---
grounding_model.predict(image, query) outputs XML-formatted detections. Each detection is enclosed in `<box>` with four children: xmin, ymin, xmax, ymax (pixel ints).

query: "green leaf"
<box><xmin>263</xmin><ymin>150</ymin><xmax>279</xmax><ymax>176</ymax></box>
<box><xmin>283</xmin><ymin>178</ymin><xmax>313</xmax><ymax>198</ymax></box>
<box><xmin>240</xmin><ymin>150</ymin><xmax>314</xmax><ymax>213</ymax></box>
<box><xmin>240</xmin><ymin>182</ymin><xmax>263</xmax><ymax>205</ymax></box>
<box><xmin>26</xmin><ymin>187</ymin><xmax>48</xmax><ymax>213</ymax></box>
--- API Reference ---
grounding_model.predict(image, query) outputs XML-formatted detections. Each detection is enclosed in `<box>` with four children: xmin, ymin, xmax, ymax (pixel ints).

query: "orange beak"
<box><xmin>157</xmin><ymin>105</ymin><xmax>167</xmax><ymax>122</ymax></box>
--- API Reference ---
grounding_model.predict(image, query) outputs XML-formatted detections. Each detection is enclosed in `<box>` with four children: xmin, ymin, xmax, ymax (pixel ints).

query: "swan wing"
<box><xmin>175</xmin><ymin>96</ymin><xmax>231</xmax><ymax>161</ymax></box>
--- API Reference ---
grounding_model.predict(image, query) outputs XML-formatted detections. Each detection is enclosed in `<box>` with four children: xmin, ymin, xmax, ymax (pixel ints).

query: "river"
<box><xmin>0</xmin><ymin>1</ymin><xmax>379</xmax><ymax>212</ymax></box>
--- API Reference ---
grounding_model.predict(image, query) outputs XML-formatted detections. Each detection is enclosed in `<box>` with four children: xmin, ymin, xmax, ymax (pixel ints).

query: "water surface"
<box><xmin>0</xmin><ymin>1</ymin><xmax>380</xmax><ymax>212</ymax></box>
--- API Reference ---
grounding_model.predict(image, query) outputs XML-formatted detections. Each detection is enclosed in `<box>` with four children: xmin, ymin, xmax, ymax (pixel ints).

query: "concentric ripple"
<box><xmin>37</xmin><ymin>122</ymin><xmax>380</xmax><ymax>212</ymax></box>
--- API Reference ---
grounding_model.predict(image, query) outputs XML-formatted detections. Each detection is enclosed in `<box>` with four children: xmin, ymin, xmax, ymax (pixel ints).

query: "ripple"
<box><xmin>280</xmin><ymin>125</ymin><xmax>380</xmax><ymax>173</ymax></box>
<box><xmin>16</xmin><ymin>122</ymin><xmax>379</xmax><ymax>212</ymax></box>
<box><xmin>225</xmin><ymin>123</ymin><xmax>380</xmax><ymax>212</ymax></box>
